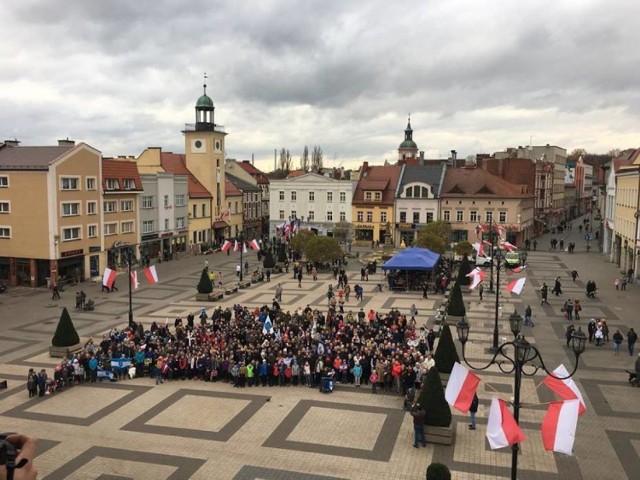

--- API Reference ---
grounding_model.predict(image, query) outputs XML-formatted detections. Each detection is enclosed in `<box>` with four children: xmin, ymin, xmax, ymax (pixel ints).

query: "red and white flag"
<box><xmin>542</xmin><ymin>365</ymin><xmax>586</xmax><ymax>416</ymax></box>
<box><xmin>541</xmin><ymin>400</ymin><xmax>580</xmax><ymax>455</ymax></box>
<box><xmin>249</xmin><ymin>239</ymin><xmax>260</xmax><ymax>251</ymax></box>
<box><xmin>130</xmin><ymin>270</ymin><xmax>139</xmax><ymax>290</ymax></box>
<box><xmin>508</xmin><ymin>265</ymin><xmax>526</xmax><ymax>274</ymax></box>
<box><xmin>242</xmin><ymin>242</ymin><xmax>248</xmax><ymax>254</ymax></box>
<box><xmin>505</xmin><ymin>278</ymin><xmax>526</xmax><ymax>295</ymax></box>
<box><xmin>144</xmin><ymin>265</ymin><xmax>159</xmax><ymax>284</ymax></box>
<box><xmin>473</xmin><ymin>242</ymin><xmax>485</xmax><ymax>257</ymax></box>
<box><xmin>482</xmin><ymin>240</ymin><xmax>492</xmax><ymax>248</ymax></box>
<box><xmin>445</xmin><ymin>362</ymin><xmax>480</xmax><ymax>413</ymax></box>
<box><xmin>500</xmin><ymin>241</ymin><xmax>517</xmax><ymax>252</ymax></box>
<box><xmin>233</xmin><ymin>240</ymin><xmax>239</xmax><ymax>252</ymax></box>
<box><xmin>221</xmin><ymin>240</ymin><xmax>232</xmax><ymax>252</ymax></box>
<box><xmin>466</xmin><ymin>268</ymin><xmax>486</xmax><ymax>290</ymax></box>
<box><xmin>486</xmin><ymin>396</ymin><xmax>526</xmax><ymax>450</ymax></box>
<box><xmin>102</xmin><ymin>268</ymin><xmax>116</xmax><ymax>289</ymax></box>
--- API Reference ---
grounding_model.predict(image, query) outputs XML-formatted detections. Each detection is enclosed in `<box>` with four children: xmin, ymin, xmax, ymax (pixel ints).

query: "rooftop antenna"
<box><xmin>203</xmin><ymin>72</ymin><xmax>208</xmax><ymax>95</ymax></box>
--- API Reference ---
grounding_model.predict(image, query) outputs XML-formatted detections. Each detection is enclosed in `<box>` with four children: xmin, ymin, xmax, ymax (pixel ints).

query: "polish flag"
<box><xmin>482</xmin><ymin>240</ymin><xmax>492</xmax><ymax>248</ymax></box>
<box><xmin>505</xmin><ymin>278</ymin><xmax>526</xmax><ymax>295</ymax></box>
<box><xmin>221</xmin><ymin>240</ymin><xmax>232</xmax><ymax>252</ymax></box>
<box><xmin>541</xmin><ymin>400</ymin><xmax>580</xmax><ymax>455</ymax></box>
<box><xmin>500</xmin><ymin>241</ymin><xmax>517</xmax><ymax>252</ymax></box>
<box><xmin>144</xmin><ymin>265</ymin><xmax>159</xmax><ymax>284</ymax></box>
<box><xmin>542</xmin><ymin>365</ymin><xmax>586</xmax><ymax>416</ymax></box>
<box><xmin>102</xmin><ymin>268</ymin><xmax>116</xmax><ymax>289</ymax></box>
<box><xmin>508</xmin><ymin>266</ymin><xmax>526</xmax><ymax>274</ymax></box>
<box><xmin>130</xmin><ymin>270</ymin><xmax>139</xmax><ymax>290</ymax></box>
<box><xmin>445</xmin><ymin>362</ymin><xmax>480</xmax><ymax>413</ymax></box>
<box><xmin>249</xmin><ymin>239</ymin><xmax>260</xmax><ymax>251</ymax></box>
<box><xmin>473</xmin><ymin>242</ymin><xmax>485</xmax><ymax>257</ymax></box>
<box><xmin>242</xmin><ymin>242</ymin><xmax>248</xmax><ymax>254</ymax></box>
<box><xmin>486</xmin><ymin>396</ymin><xmax>526</xmax><ymax>450</ymax></box>
<box><xmin>233</xmin><ymin>240</ymin><xmax>239</xmax><ymax>252</ymax></box>
<box><xmin>466</xmin><ymin>268</ymin><xmax>485</xmax><ymax>290</ymax></box>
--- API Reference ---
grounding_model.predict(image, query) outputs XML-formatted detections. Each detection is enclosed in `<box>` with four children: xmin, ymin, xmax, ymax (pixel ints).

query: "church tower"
<box><xmin>398</xmin><ymin>116</ymin><xmax>419</xmax><ymax>161</ymax></box>
<box><xmin>184</xmin><ymin>77</ymin><xmax>227</xmax><ymax>232</ymax></box>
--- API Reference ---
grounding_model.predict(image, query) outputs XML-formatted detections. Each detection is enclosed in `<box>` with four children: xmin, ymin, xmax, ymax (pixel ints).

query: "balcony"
<box><xmin>183</xmin><ymin>123</ymin><xmax>225</xmax><ymax>133</ymax></box>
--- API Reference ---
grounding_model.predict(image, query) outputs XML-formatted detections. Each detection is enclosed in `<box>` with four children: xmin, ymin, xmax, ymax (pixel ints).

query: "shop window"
<box><xmin>400</xmin><ymin>211</ymin><xmax>407</xmax><ymax>222</ymax></box>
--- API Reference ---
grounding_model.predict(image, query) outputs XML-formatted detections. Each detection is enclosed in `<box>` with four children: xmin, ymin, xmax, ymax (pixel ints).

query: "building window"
<box><xmin>123</xmin><ymin>179</ymin><xmax>135</xmax><ymax>190</ymax></box>
<box><xmin>308</xmin><ymin>210</ymin><xmax>315</xmax><ymax>221</ymax></box>
<box><xmin>164</xmin><ymin>219</ymin><xmax>170</xmax><ymax>230</ymax></box>
<box><xmin>499</xmin><ymin>211</ymin><xmax>507</xmax><ymax>223</ymax></box>
<box><xmin>105</xmin><ymin>179</ymin><xmax>119</xmax><ymax>190</ymax></box>
<box><xmin>0</xmin><ymin>202</ymin><xmax>9</xmax><ymax>213</ymax></box>
<box><xmin>164</xmin><ymin>195</ymin><xmax>169</xmax><ymax>208</ymax></box>
<box><xmin>142</xmin><ymin>196</ymin><xmax>153</xmax><ymax>209</ymax></box>
<box><xmin>381</xmin><ymin>211</ymin><xmax>387</xmax><ymax>222</ymax></box>
<box><xmin>103</xmin><ymin>223</ymin><xmax>117</xmax><ymax>236</ymax></box>
<box><xmin>103</xmin><ymin>201</ymin><xmax>117</xmax><ymax>213</ymax></box>
<box><xmin>456</xmin><ymin>210</ymin><xmax>464</xmax><ymax>222</ymax></box>
<box><xmin>291</xmin><ymin>191</ymin><xmax>297</xmax><ymax>201</ymax></box>
<box><xmin>86</xmin><ymin>177</ymin><xmax>96</xmax><ymax>190</ymax></box>
<box><xmin>62</xmin><ymin>226</ymin><xmax>81</xmax><ymax>241</ymax></box>
<box><xmin>374</xmin><ymin>191</ymin><xmax>382</xmax><ymax>201</ymax></box>
<box><xmin>88</xmin><ymin>224</ymin><xmax>98</xmax><ymax>238</ymax></box>
<box><xmin>142</xmin><ymin>220</ymin><xmax>155</xmax><ymax>234</ymax></box>
<box><xmin>121</xmin><ymin>221</ymin><xmax>134</xmax><ymax>234</ymax></box>
<box><xmin>279</xmin><ymin>210</ymin><xmax>285</xmax><ymax>220</ymax></box>
<box><xmin>0</xmin><ymin>227</ymin><xmax>11</xmax><ymax>238</ymax></box>
<box><xmin>413</xmin><ymin>212</ymin><xmax>420</xmax><ymax>223</ymax></box>
<box><xmin>120</xmin><ymin>200</ymin><xmax>133</xmax><ymax>212</ymax></box>
<box><xmin>367</xmin><ymin>211</ymin><xmax>373</xmax><ymax>222</ymax></box>
<box><xmin>192</xmin><ymin>204</ymin><xmax>197</xmax><ymax>218</ymax></box>
<box><xmin>0</xmin><ymin>176</ymin><xmax>8</xmax><ymax>188</ymax></box>
<box><xmin>365</xmin><ymin>192</ymin><xmax>372</xmax><ymax>201</ymax></box>
<box><xmin>327</xmin><ymin>192</ymin><xmax>333</xmax><ymax>203</ymax></box>
<box><xmin>176</xmin><ymin>217</ymin><xmax>186</xmax><ymax>228</ymax></box>
<box><xmin>339</xmin><ymin>211</ymin><xmax>346</xmax><ymax>221</ymax></box>
<box><xmin>61</xmin><ymin>202</ymin><xmax>80</xmax><ymax>216</ymax></box>
<box><xmin>443</xmin><ymin>210</ymin><xmax>451</xmax><ymax>222</ymax></box>
<box><xmin>291</xmin><ymin>210</ymin><xmax>297</xmax><ymax>219</ymax></box>
<box><xmin>309</xmin><ymin>191</ymin><xmax>315</xmax><ymax>202</ymax></box>
<box><xmin>340</xmin><ymin>192</ymin><xmax>346</xmax><ymax>203</ymax></box>
<box><xmin>486</xmin><ymin>211</ymin><xmax>493</xmax><ymax>222</ymax></box>
<box><xmin>201</xmin><ymin>204</ymin><xmax>206</xmax><ymax>217</ymax></box>
<box><xmin>426</xmin><ymin>212</ymin><xmax>434</xmax><ymax>223</ymax></box>
<box><xmin>87</xmin><ymin>201</ymin><xmax>97</xmax><ymax>215</ymax></box>
<box><xmin>357</xmin><ymin>211</ymin><xmax>363</xmax><ymax>222</ymax></box>
<box><xmin>470</xmin><ymin>211</ymin><xmax>477</xmax><ymax>222</ymax></box>
<box><xmin>279</xmin><ymin>191</ymin><xmax>284</xmax><ymax>201</ymax></box>
<box><xmin>60</xmin><ymin>177</ymin><xmax>79</xmax><ymax>190</ymax></box>
<box><xmin>327</xmin><ymin>211</ymin><xmax>333</xmax><ymax>221</ymax></box>
<box><xmin>400</xmin><ymin>211</ymin><xmax>407</xmax><ymax>222</ymax></box>
<box><xmin>175</xmin><ymin>194</ymin><xmax>186</xmax><ymax>207</ymax></box>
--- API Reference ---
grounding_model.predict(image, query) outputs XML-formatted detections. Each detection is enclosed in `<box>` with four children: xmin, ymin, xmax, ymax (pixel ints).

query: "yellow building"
<box><xmin>0</xmin><ymin>140</ymin><xmax>103</xmax><ymax>287</ymax></box>
<box><xmin>224</xmin><ymin>175</ymin><xmax>244</xmax><ymax>238</ymax></box>
<box><xmin>613</xmin><ymin>154</ymin><xmax>640</xmax><ymax>273</ymax></box>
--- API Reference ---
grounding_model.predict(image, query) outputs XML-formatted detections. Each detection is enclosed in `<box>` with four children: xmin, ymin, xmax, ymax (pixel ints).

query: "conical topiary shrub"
<box><xmin>51</xmin><ymin>307</ymin><xmax>80</xmax><ymax>347</ymax></box>
<box><xmin>458</xmin><ymin>255</ymin><xmax>472</xmax><ymax>286</ymax></box>
<box><xmin>197</xmin><ymin>268</ymin><xmax>213</xmax><ymax>294</ymax></box>
<box><xmin>417</xmin><ymin>368</ymin><xmax>452</xmax><ymax>427</ymax></box>
<box><xmin>434</xmin><ymin>323</ymin><xmax>460</xmax><ymax>374</ymax></box>
<box><xmin>426</xmin><ymin>462</ymin><xmax>452</xmax><ymax>480</ymax></box>
<box><xmin>263</xmin><ymin>250</ymin><xmax>276</xmax><ymax>269</ymax></box>
<box><xmin>446</xmin><ymin>279</ymin><xmax>466</xmax><ymax>317</ymax></box>
<box><xmin>277</xmin><ymin>243</ymin><xmax>287</xmax><ymax>263</ymax></box>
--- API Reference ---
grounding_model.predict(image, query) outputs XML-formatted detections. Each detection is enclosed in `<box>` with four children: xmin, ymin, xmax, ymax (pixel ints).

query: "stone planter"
<box><xmin>49</xmin><ymin>343</ymin><xmax>82</xmax><ymax>358</ymax></box>
<box><xmin>195</xmin><ymin>293</ymin><xmax>212</xmax><ymax>301</ymax></box>
<box><xmin>425</xmin><ymin>425</ymin><xmax>453</xmax><ymax>445</ymax></box>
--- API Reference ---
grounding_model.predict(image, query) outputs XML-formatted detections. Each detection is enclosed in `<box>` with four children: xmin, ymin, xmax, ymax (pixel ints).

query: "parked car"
<box><xmin>475</xmin><ymin>255</ymin><xmax>492</xmax><ymax>267</ymax></box>
<box><xmin>505</xmin><ymin>252</ymin><xmax>520</xmax><ymax>266</ymax></box>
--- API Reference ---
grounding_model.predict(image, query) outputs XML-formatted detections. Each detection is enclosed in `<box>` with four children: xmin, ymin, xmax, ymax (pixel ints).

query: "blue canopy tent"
<box><xmin>381</xmin><ymin>247</ymin><xmax>441</xmax><ymax>291</ymax></box>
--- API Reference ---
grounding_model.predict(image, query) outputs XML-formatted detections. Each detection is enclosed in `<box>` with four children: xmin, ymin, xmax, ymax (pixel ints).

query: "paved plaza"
<box><xmin>0</xmin><ymin>224</ymin><xmax>639</xmax><ymax>479</ymax></box>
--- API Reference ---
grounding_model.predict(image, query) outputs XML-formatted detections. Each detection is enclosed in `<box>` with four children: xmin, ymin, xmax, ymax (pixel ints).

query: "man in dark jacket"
<box><xmin>410</xmin><ymin>403</ymin><xmax>427</xmax><ymax>448</ymax></box>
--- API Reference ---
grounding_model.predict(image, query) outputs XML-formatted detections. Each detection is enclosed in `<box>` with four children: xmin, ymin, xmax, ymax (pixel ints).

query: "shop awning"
<box><xmin>381</xmin><ymin>247</ymin><xmax>440</xmax><ymax>271</ymax></box>
<box><xmin>212</xmin><ymin>221</ymin><xmax>229</xmax><ymax>229</ymax></box>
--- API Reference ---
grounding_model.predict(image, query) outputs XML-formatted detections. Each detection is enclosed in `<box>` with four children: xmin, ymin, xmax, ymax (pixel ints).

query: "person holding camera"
<box><xmin>0</xmin><ymin>433</ymin><xmax>38</xmax><ymax>480</ymax></box>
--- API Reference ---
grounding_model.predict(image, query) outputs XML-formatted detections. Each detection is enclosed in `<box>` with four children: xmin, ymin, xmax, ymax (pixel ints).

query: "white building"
<box><xmin>269</xmin><ymin>173</ymin><xmax>355</xmax><ymax>236</ymax></box>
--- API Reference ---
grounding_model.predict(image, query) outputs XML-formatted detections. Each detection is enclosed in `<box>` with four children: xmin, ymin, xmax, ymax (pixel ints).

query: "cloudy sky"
<box><xmin>1</xmin><ymin>0</ymin><xmax>639</xmax><ymax>171</ymax></box>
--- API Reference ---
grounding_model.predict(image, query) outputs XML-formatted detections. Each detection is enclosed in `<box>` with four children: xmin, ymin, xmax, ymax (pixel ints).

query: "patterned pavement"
<box><xmin>0</xmin><ymin>226</ymin><xmax>638</xmax><ymax>479</ymax></box>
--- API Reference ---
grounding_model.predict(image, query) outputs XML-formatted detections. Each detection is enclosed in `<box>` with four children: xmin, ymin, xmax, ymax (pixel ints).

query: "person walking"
<box><xmin>524</xmin><ymin>304</ymin><xmax>534</xmax><ymax>327</ymax></box>
<box><xmin>564</xmin><ymin>299</ymin><xmax>574</xmax><ymax>321</ymax></box>
<box><xmin>468</xmin><ymin>393</ymin><xmax>479</xmax><ymax>430</ymax></box>
<box><xmin>613</xmin><ymin>330</ymin><xmax>624</xmax><ymax>355</ymax></box>
<box><xmin>410</xmin><ymin>403</ymin><xmax>427</xmax><ymax>448</ymax></box>
<box><xmin>621</xmin><ymin>276</ymin><xmax>628</xmax><ymax>291</ymax></box>
<box><xmin>275</xmin><ymin>283</ymin><xmax>283</xmax><ymax>302</ymax></box>
<box><xmin>566</xmin><ymin>324</ymin><xmax>576</xmax><ymax>346</ymax></box>
<box><xmin>571</xmin><ymin>270</ymin><xmax>579</xmax><ymax>282</ymax></box>
<box><xmin>574</xmin><ymin>299</ymin><xmax>582</xmax><ymax>320</ymax></box>
<box><xmin>236</xmin><ymin>263</ymin><xmax>241</xmax><ymax>277</ymax></box>
<box><xmin>628</xmin><ymin>328</ymin><xmax>638</xmax><ymax>356</ymax></box>
<box><xmin>552</xmin><ymin>277</ymin><xmax>562</xmax><ymax>296</ymax></box>
<box><xmin>51</xmin><ymin>283</ymin><xmax>61</xmax><ymax>300</ymax></box>
<box><xmin>540</xmin><ymin>283</ymin><xmax>550</xmax><ymax>306</ymax></box>
<box><xmin>479</xmin><ymin>283</ymin><xmax>484</xmax><ymax>302</ymax></box>
<box><xmin>297</xmin><ymin>270</ymin><xmax>303</xmax><ymax>288</ymax></box>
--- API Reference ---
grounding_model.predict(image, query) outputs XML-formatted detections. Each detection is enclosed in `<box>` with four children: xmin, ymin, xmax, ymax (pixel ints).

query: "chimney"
<box><xmin>451</xmin><ymin>150</ymin><xmax>457</xmax><ymax>168</ymax></box>
<box><xmin>419</xmin><ymin>151</ymin><xmax>425</xmax><ymax>166</ymax></box>
<box><xmin>58</xmin><ymin>138</ymin><xmax>75</xmax><ymax>147</ymax></box>
<box><xmin>252</xmin><ymin>153</ymin><xmax>254</xmax><ymax>165</ymax></box>
<box><xmin>3</xmin><ymin>139</ymin><xmax>20</xmax><ymax>147</ymax></box>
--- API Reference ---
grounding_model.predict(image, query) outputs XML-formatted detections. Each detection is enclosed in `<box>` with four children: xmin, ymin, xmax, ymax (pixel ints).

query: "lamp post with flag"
<box><xmin>126</xmin><ymin>247</ymin><xmax>134</xmax><ymax>328</ymax></box>
<box><xmin>455</xmin><ymin>314</ymin><xmax>587</xmax><ymax>480</ymax></box>
<box><xmin>236</xmin><ymin>231</ymin><xmax>246</xmax><ymax>282</ymax></box>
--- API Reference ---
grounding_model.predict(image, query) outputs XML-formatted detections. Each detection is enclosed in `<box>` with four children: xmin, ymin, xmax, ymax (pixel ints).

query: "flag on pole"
<box><xmin>262</xmin><ymin>315</ymin><xmax>274</xmax><ymax>335</ymax></box>
<box><xmin>542</xmin><ymin>364</ymin><xmax>586</xmax><ymax>416</ymax></box>
<box><xmin>466</xmin><ymin>268</ymin><xmax>486</xmax><ymax>290</ymax></box>
<box><xmin>486</xmin><ymin>396</ymin><xmax>526</xmax><ymax>450</ymax></box>
<box><xmin>233</xmin><ymin>240</ymin><xmax>239</xmax><ymax>252</ymax></box>
<box><xmin>102</xmin><ymin>268</ymin><xmax>116</xmax><ymax>289</ymax></box>
<box><xmin>445</xmin><ymin>363</ymin><xmax>481</xmax><ymax>413</ymax></box>
<box><xmin>130</xmin><ymin>270</ymin><xmax>139</xmax><ymax>290</ymax></box>
<box><xmin>508</xmin><ymin>266</ymin><xmax>526</xmax><ymax>274</ymax></box>
<box><xmin>505</xmin><ymin>278</ymin><xmax>526</xmax><ymax>295</ymax></box>
<box><xmin>221</xmin><ymin>240</ymin><xmax>232</xmax><ymax>252</ymax></box>
<box><xmin>541</xmin><ymin>399</ymin><xmax>580</xmax><ymax>455</ymax></box>
<box><xmin>499</xmin><ymin>241</ymin><xmax>518</xmax><ymax>252</ymax></box>
<box><xmin>144</xmin><ymin>265</ymin><xmax>159</xmax><ymax>284</ymax></box>
<box><xmin>242</xmin><ymin>242</ymin><xmax>248</xmax><ymax>254</ymax></box>
<box><xmin>473</xmin><ymin>242</ymin><xmax>485</xmax><ymax>257</ymax></box>
<box><xmin>249</xmin><ymin>239</ymin><xmax>260</xmax><ymax>251</ymax></box>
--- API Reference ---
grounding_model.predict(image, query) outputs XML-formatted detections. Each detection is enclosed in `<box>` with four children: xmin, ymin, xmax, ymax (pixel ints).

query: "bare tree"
<box><xmin>300</xmin><ymin>146</ymin><xmax>310</xmax><ymax>172</ymax></box>
<box><xmin>279</xmin><ymin>148</ymin><xmax>292</xmax><ymax>173</ymax></box>
<box><xmin>311</xmin><ymin>145</ymin><xmax>323</xmax><ymax>172</ymax></box>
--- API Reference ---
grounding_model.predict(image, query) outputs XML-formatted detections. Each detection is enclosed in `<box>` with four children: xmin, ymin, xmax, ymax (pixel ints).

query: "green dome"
<box><xmin>196</xmin><ymin>94</ymin><xmax>214</xmax><ymax>108</ymax></box>
<box><xmin>399</xmin><ymin>139</ymin><xmax>418</xmax><ymax>149</ymax></box>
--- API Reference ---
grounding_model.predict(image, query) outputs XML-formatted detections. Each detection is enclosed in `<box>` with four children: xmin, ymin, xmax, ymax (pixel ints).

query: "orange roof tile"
<box><xmin>102</xmin><ymin>159</ymin><xmax>143</xmax><ymax>190</ymax></box>
<box><xmin>237</xmin><ymin>161</ymin><xmax>269</xmax><ymax>184</ymax></box>
<box><xmin>160</xmin><ymin>153</ymin><xmax>212</xmax><ymax>199</ymax></box>
<box><xmin>225</xmin><ymin>175</ymin><xmax>243</xmax><ymax>196</ymax></box>
<box><xmin>352</xmin><ymin>165</ymin><xmax>402</xmax><ymax>205</ymax></box>
<box><xmin>441</xmin><ymin>167</ymin><xmax>532</xmax><ymax>198</ymax></box>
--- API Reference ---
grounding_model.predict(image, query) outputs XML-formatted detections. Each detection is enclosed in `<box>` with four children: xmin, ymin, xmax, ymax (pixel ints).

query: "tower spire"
<box><xmin>203</xmin><ymin>72</ymin><xmax>208</xmax><ymax>95</ymax></box>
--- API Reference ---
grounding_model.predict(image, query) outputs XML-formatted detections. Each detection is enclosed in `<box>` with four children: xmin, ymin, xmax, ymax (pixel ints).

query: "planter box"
<box><xmin>425</xmin><ymin>425</ymin><xmax>453</xmax><ymax>445</ymax></box>
<box><xmin>49</xmin><ymin>343</ymin><xmax>82</xmax><ymax>358</ymax></box>
<box><xmin>195</xmin><ymin>293</ymin><xmax>212</xmax><ymax>301</ymax></box>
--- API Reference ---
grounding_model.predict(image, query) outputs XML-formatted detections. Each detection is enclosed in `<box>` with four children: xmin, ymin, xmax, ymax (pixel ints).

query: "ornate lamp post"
<box><xmin>236</xmin><ymin>231</ymin><xmax>245</xmax><ymax>282</ymax></box>
<box><xmin>455</xmin><ymin>314</ymin><xmax>587</xmax><ymax>480</ymax></box>
<box><xmin>126</xmin><ymin>247</ymin><xmax>134</xmax><ymax>328</ymax></box>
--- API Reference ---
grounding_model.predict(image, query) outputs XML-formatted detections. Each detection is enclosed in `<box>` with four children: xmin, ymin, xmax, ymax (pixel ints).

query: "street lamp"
<box><xmin>236</xmin><ymin>231</ymin><xmax>245</xmax><ymax>282</ymax></box>
<box><xmin>456</xmin><ymin>314</ymin><xmax>587</xmax><ymax>480</ymax></box>
<box><xmin>488</xmin><ymin>247</ymin><xmax>508</xmax><ymax>353</ymax></box>
<box><xmin>126</xmin><ymin>247</ymin><xmax>134</xmax><ymax>328</ymax></box>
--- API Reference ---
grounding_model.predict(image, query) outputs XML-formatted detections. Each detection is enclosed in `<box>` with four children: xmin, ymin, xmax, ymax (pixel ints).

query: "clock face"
<box><xmin>191</xmin><ymin>139</ymin><xmax>206</xmax><ymax>153</ymax></box>
<box><xmin>195</xmin><ymin>140</ymin><xmax>202</xmax><ymax>149</ymax></box>
<box><xmin>215</xmin><ymin>140</ymin><xmax>221</xmax><ymax>151</ymax></box>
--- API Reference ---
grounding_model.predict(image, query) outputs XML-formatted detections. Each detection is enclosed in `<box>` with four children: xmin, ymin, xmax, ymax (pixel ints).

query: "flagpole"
<box><xmin>127</xmin><ymin>247</ymin><xmax>134</xmax><ymax>328</ymax></box>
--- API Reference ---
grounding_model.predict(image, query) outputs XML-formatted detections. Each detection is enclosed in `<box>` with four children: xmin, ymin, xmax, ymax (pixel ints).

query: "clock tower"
<box><xmin>184</xmin><ymin>79</ymin><xmax>227</xmax><ymax>233</ymax></box>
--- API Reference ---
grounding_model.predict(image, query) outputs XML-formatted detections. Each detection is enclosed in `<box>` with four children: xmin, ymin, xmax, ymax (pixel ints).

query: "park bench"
<box><xmin>239</xmin><ymin>280</ymin><xmax>252</xmax><ymax>289</ymax></box>
<box><xmin>209</xmin><ymin>290</ymin><xmax>224</xmax><ymax>301</ymax></box>
<box><xmin>224</xmin><ymin>284</ymin><xmax>239</xmax><ymax>295</ymax></box>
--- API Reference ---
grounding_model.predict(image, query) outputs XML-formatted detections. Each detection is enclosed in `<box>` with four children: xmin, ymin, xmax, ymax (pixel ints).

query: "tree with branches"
<box><xmin>311</xmin><ymin>145</ymin><xmax>323</xmax><ymax>172</ymax></box>
<box><xmin>279</xmin><ymin>148</ymin><xmax>292</xmax><ymax>173</ymax></box>
<box><xmin>300</xmin><ymin>146</ymin><xmax>310</xmax><ymax>172</ymax></box>
<box><xmin>332</xmin><ymin>221</ymin><xmax>353</xmax><ymax>245</ymax></box>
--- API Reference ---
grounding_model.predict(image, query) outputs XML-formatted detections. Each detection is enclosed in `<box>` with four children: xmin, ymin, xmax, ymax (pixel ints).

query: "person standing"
<box><xmin>628</xmin><ymin>328</ymin><xmax>638</xmax><ymax>356</ymax></box>
<box><xmin>479</xmin><ymin>283</ymin><xmax>484</xmax><ymax>302</ymax></box>
<box><xmin>217</xmin><ymin>271</ymin><xmax>223</xmax><ymax>288</ymax></box>
<box><xmin>275</xmin><ymin>283</ymin><xmax>283</xmax><ymax>302</ymax></box>
<box><xmin>524</xmin><ymin>304</ymin><xmax>534</xmax><ymax>327</ymax></box>
<box><xmin>540</xmin><ymin>283</ymin><xmax>550</xmax><ymax>306</ymax></box>
<box><xmin>51</xmin><ymin>283</ymin><xmax>60</xmax><ymax>300</ymax></box>
<box><xmin>574</xmin><ymin>299</ymin><xmax>582</xmax><ymax>320</ymax></box>
<box><xmin>571</xmin><ymin>270</ymin><xmax>578</xmax><ymax>282</ymax></box>
<box><xmin>236</xmin><ymin>263</ymin><xmax>241</xmax><ymax>277</ymax></box>
<box><xmin>297</xmin><ymin>270</ymin><xmax>303</xmax><ymax>288</ymax></box>
<box><xmin>468</xmin><ymin>393</ymin><xmax>479</xmax><ymax>430</ymax></box>
<box><xmin>410</xmin><ymin>403</ymin><xmax>427</xmax><ymax>448</ymax></box>
<box><xmin>613</xmin><ymin>329</ymin><xmax>624</xmax><ymax>355</ymax></box>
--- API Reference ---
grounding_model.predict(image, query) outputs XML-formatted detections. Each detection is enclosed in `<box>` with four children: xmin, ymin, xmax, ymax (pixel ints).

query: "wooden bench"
<box><xmin>224</xmin><ymin>284</ymin><xmax>239</xmax><ymax>295</ymax></box>
<box><xmin>239</xmin><ymin>280</ymin><xmax>252</xmax><ymax>289</ymax></box>
<box><xmin>209</xmin><ymin>290</ymin><xmax>224</xmax><ymax>301</ymax></box>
